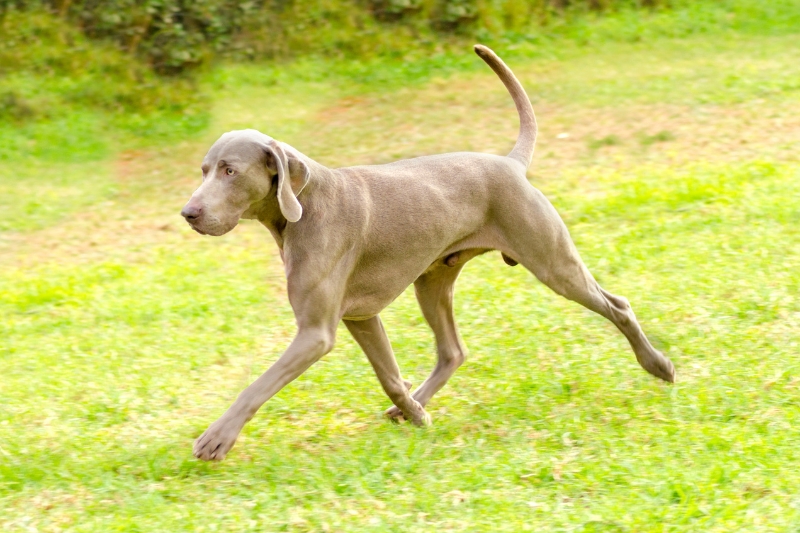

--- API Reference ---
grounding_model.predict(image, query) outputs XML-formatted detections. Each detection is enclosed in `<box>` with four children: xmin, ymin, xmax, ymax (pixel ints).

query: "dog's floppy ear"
<box><xmin>263</xmin><ymin>140</ymin><xmax>309</xmax><ymax>223</ymax></box>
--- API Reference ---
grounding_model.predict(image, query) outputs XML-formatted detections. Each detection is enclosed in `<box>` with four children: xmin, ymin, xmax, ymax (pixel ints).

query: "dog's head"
<box><xmin>181</xmin><ymin>129</ymin><xmax>309</xmax><ymax>236</ymax></box>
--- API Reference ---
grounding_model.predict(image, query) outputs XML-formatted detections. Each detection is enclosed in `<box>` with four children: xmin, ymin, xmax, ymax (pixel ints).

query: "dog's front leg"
<box><xmin>193</xmin><ymin>325</ymin><xmax>336</xmax><ymax>461</ymax></box>
<box><xmin>344</xmin><ymin>316</ymin><xmax>432</xmax><ymax>427</ymax></box>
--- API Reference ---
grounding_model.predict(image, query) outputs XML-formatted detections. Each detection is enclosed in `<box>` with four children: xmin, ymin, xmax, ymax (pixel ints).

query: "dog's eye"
<box><xmin>226</xmin><ymin>168</ymin><xmax>235</xmax><ymax>176</ymax></box>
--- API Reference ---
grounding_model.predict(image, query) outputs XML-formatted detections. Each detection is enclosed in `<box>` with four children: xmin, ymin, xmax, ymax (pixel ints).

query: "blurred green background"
<box><xmin>1</xmin><ymin>1</ymin><xmax>799</xmax><ymax>531</ymax></box>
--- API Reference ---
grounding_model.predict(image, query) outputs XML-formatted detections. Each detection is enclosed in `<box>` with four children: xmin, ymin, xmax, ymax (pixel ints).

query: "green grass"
<box><xmin>0</xmin><ymin>9</ymin><xmax>209</xmax><ymax>166</ymax></box>
<box><xmin>2</xmin><ymin>159</ymin><xmax>799</xmax><ymax>530</ymax></box>
<box><xmin>2</xmin><ymin>6</ymin><xmax>800</xmax><ymax>532</ymax></box>
<box><xmin>0</xmin><ymin>153</ymin><xmax>118</xmax><ymax>232</ymax></box>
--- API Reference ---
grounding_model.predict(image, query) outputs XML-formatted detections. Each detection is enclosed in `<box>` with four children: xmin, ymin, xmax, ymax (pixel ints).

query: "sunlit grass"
<box><xmin>2</xmin><ymin>18</ymin><xmax>800</xmax><ymax>533</ymax></box>
<box><xmin>2</xmin><ymin>158</ymin><xmax>798</xmax><ymax>530</ymax></box>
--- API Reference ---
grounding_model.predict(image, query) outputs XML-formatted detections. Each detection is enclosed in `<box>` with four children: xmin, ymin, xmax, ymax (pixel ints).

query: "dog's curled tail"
<box><xmin>474</xmin><ymin>44</ymin><xmax>537</xmax><ymax>168</ymax></box>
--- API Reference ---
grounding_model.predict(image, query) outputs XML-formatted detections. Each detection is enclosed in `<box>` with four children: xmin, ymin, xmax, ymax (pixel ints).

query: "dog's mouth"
<box><xmin>184</xmin><ymin>220</ymin><xmax>208</xmax><ymax>235</ymax></box>
<box><xmin>185</xmin><ymin>218</ymin><xmax>238</xmax><ymax>237</ymax></box>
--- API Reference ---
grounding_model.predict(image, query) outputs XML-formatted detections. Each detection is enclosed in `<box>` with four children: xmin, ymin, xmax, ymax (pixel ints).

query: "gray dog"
<box><xmin>181</xmin><ymin>45</ymin><xmax>675</xmax><ymax>461</ymax></box>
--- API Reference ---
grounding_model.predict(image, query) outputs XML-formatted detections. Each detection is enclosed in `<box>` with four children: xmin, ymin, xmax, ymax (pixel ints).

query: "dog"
<box><xmin>181</xmin><ymin>45</ymin><xmax>675</xmax><ymax>461</ymax></box>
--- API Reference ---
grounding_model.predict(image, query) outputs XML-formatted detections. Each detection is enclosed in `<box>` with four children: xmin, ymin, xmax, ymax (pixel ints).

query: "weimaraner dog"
<box><xmin>181</xmin><ymin>45</ymin><xmax>675</xmax><ymax>461</ymax></box>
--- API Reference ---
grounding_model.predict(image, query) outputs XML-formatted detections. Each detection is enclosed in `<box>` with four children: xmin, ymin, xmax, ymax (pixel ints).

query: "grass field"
<box><xmin>2</xmin><ymin>14</ymin><xmax>800</xmax><ymax>533</ymax></box>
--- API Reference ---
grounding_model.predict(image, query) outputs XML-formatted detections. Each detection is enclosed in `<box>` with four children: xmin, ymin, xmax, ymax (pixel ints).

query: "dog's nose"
<box><xmin>181</xmin><ymin>204</ymin><xmax>202</xmax><ymax>221</ymax></box>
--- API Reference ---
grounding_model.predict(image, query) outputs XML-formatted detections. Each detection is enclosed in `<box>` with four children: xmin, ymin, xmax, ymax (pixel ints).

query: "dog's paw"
<box><xmin>656</xmin><ymin>355</ymin><xmax>676</xmax><ymax>383</ymax></box>
<box><xmin>384</xmin><ymin>402</ymin><xmax>431</xmax><ymax>427</ymax></box>
<box><xmin>640</xmin><ymin>350</ymin><xmax>676</xmax><ymax>383</ymax></box>
<box><xmin>193</xmin><ymin>417</ymin><xmax>242</xmax><ymax>461</ymax></box>
<box><xmin>415</xmin><ymin>410</ymin><xmax>433</xmax><ymax>427</ymax></box>
<box><xmin>384</xmin><ymin>405</ymin><xmax>404</xmax><ymax>421</ymax></box>
<box><xmin>383</xmin><ymin>381</ymin><xmax>415</xmax><ymax>420</ymax></box>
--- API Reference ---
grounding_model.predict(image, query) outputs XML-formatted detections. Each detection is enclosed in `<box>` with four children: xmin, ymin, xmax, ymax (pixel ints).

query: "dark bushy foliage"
<box><xmin>1</xmin><ymin>0</ymin><xmax>673</xmax><ymax>73</ymax></box>
<box><xmin>2</xmin><ymin>0</ymin><xmax>258</xmax><ymax>73</ymax></box>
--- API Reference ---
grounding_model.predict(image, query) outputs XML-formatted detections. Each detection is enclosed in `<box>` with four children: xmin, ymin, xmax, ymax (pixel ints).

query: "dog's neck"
<box><xmin>241</xmin><ymin>191</ymin><xmax>286</xmax><ymax>249</ymax></box>
<box><xmin>246</xmin><ymin>157</ymin><xmax>336</xmax><ymax>251</ymax></box>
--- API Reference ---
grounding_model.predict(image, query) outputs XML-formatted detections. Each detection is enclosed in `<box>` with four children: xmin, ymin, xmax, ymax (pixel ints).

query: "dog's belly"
<box><xmin>341</xmin><ymin>243</ymin><xmax>497</xmax><ymax>321</ymax></box>
<box><xmin>340</xmin><ymin>257</ymin><xmax>433</xmax><ymax>320</ymax></box>
<box><xmin>341</xmin><ymin>229</ymin><xmax>490</xmax><ymax>320</ymax></box>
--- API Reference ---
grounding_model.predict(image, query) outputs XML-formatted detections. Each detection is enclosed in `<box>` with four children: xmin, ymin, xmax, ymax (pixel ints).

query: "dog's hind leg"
<box><xmin>385</xmin><ymin>262</ymin><xmax>468</xmax><ymax>420</ymax></box>
<box><xmin>499</xmin><ymin>188</ymin><xmax>675</xmax><ymax>382</ymax></box>
<box><xmin>345</xmin><ymin>316</ymin><xmax>432</xmax><ymax>426</ymax></box>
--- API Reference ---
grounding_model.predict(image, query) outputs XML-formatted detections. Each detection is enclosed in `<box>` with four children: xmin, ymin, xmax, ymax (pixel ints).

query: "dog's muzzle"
<box><xmin>180</xmin><ymin>203</ymin><xmax>208</xmax><ymax>234</ymax></box>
